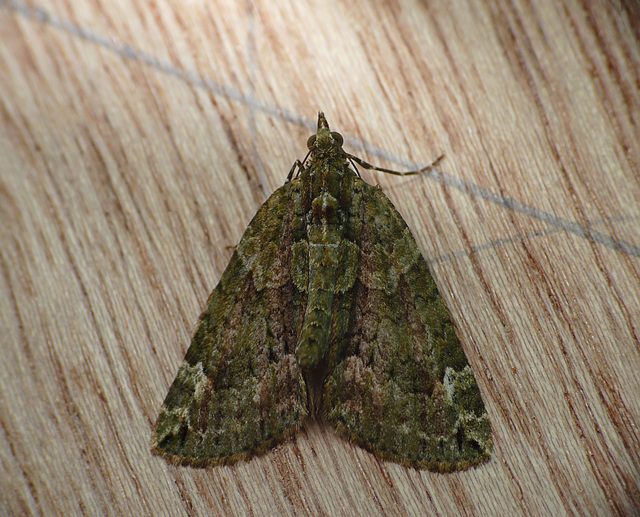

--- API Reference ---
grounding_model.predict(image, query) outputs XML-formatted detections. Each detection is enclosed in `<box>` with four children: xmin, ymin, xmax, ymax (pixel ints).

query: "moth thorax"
<box><xmin>312</xmin><ymin>191</ymin><xmax>338</xmax><ymax>220</ymax></box>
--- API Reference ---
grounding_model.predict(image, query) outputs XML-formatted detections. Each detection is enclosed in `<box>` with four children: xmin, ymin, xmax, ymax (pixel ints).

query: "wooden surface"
<box><xmin>1</xmin><ymin>0</ymin><xmax>639</xmax><ymax>515</ymax></box>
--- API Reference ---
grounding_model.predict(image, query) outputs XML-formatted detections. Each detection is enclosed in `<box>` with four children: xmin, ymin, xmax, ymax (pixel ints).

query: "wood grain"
<box><xmin>1</xmin><ymin>0</ymin><xmax>639</xmax><ymax>515</ymax></box>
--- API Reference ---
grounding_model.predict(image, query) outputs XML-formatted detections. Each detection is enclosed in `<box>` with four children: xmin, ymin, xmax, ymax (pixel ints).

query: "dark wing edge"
<box><xmin>151</xmin><ymin>182</ymin><xmax>309</xmax><ymax>467</ymax></box>
<box><xmin>323</xmin><ymin>181</ymin><xmax>492</xmax><ymax>472</ymax></box>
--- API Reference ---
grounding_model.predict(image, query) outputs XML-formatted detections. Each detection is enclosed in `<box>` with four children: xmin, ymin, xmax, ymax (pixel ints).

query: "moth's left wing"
<box><xmin>324</xmin><ymin>179</ymin><xmax>492</xmax><ymax>472</ymax></box>
<box><xmin>152</xmin><ymin>180</ymin><xmax>308</xmax><ymax>466</ymax></box>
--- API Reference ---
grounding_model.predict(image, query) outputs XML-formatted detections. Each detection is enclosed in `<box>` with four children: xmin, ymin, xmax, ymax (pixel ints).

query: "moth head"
<box><xmin>307</xmin><ymin>112</ymin><xmax>344</xmax><ymax>151</ymax></box>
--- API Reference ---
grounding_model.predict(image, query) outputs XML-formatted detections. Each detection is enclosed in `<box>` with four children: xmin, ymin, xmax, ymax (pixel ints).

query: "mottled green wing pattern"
<box><xmin>152</xmin><ymin>113</ymin><xmax>492</xmax><ymax>471</ymax></box>
<box><xmin>152</xmin><ymin>182</ymin><xmax>308</xmax><ymax>466</ymax></box>
<box><xmin>324</xmin><ymin>179</ymin><xmax>492</xmax><ymax>472</ymax></box>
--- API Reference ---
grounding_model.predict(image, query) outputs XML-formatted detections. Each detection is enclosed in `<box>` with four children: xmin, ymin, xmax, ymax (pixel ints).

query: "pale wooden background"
<box><xmin>1</xmin><ymin>0</ymin><xmax>639</xmax><ymax>515</ymax></box>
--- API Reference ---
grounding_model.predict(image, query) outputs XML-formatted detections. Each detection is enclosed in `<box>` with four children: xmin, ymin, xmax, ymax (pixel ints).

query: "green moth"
<box><xmin>151</xmin><ymin>113</ymin><xmax>492</xmax><ymax>472</ymax></box>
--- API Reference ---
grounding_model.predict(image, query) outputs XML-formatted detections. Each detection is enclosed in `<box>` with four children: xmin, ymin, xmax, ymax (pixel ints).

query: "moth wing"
<box><xmin>152</xmin><ymin>181</ymin><xmax>308</xmax><ymax>466</ymax></box>
<box><xmin>325</xmin><ymin>180</ymin><xmax>492</xmax><ymax>472</ymax></box>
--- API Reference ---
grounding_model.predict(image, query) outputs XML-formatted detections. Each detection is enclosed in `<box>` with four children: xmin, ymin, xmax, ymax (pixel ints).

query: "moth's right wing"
<box><xmin>152</xmin><ymin>180</ymin><xmax>308</xmax><ymax>466</ymax></box>
<box><xmin>323</xmin><ymin>178</ymin><xmax>492</xmax><ymax>472</ymax></box>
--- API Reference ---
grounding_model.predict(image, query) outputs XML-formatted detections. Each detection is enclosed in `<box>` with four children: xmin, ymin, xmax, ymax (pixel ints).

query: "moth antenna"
<box><xmin>346</xmin><ymin>153</ymin><xmax>445</xmax><ymax>177</ymax></box>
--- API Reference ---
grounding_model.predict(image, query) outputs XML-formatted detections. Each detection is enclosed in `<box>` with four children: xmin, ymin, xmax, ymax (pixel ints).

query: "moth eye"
<box><xmin>331</xmin><ymin>132</ymin><xmax>344</xmax><ymax>146</ymax></box>
<box><xmin>307</xmin><ymin>135</ymin><xmax>317</xmax><ymax>149</ymax></box>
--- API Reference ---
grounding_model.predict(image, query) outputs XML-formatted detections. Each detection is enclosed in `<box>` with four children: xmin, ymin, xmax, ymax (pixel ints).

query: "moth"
<box><xmin>152</xmin><ymin>113</ymin><xmax>492</xmax><ymax>472</ymax></box>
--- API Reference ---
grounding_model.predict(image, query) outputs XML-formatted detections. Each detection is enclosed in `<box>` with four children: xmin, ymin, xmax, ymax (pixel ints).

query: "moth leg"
<box><xmin>347</xmin><ymin>153</ymin><xmax>445</xmax><ymax>177</ymax></box>
<box><xmin>287</xmin><ymin>148</ymin><xmax>313</xmax><ymax>182</ymax></box>
<box><xmin>286</xmin><ymin>160</ymin><xmax>305</xmax><ymax>182</ymax></box>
